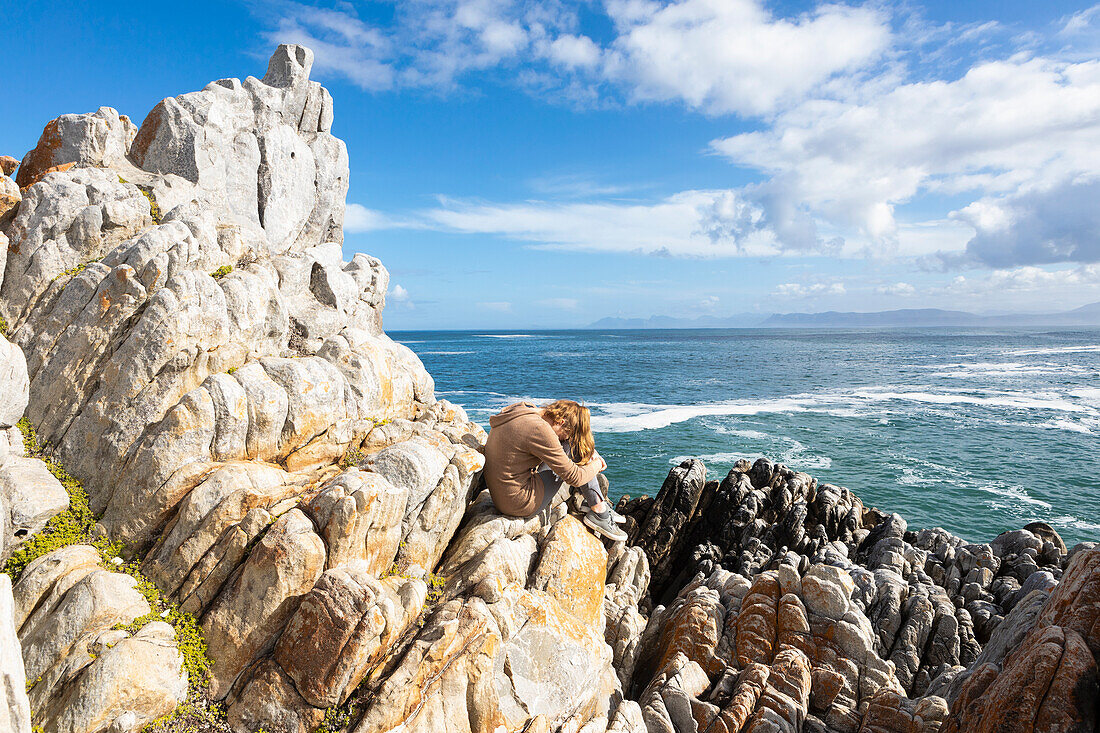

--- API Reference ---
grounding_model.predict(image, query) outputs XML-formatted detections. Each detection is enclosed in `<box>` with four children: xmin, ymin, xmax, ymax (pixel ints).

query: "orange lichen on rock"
<box><xmin>735</xmin><ymin>571</ymin><xmax>781</xmax><ymax>667</ymax></box>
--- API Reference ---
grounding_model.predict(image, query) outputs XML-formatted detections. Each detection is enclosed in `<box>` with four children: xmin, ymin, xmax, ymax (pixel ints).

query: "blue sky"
<box><xmin>3</xmin><ymin>0</ymin><xmax>1100</xmax><ymax>328</ymax></box>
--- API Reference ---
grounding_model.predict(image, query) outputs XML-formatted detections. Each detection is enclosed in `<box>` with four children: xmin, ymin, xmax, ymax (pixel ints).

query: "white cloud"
<box><xmin>263</xmin><ymin>2</ymin><xmax>1100</xmax><ymax>276</ymax></box>
<box><xmin>264</xmin><ymin>6</ymin><xmax>397</xmax><ymax>90</ymax></box>
<box><xmin>537</xmin><ymin>297</ymin><xmax>580</xmax><ymax>309</ymax></box>
<box><xmin>547</xmin><ymin>34</ymin><xmax>600</xmax><ymax>69</ymax></box>
<box><xmin>773</xmin><ymin>282</ymin><xmax>846</xmax><ymax>298</ymax></box>
<box><xmin>913</xmin><ymin>264</ymin><xmax>1100</xmax><ymax>313</ymax></box>
<box><xmin>390</xmin><ymin>284</ymin><xmax>410</xmax><ymax>301</ymax></box>
<box><xmin>602</xmin><ymin>0</ymin><xmax>891</xmax><ymax>115</ymax></box>
<box><xmin>952</xmin><ymin>177</ymin><xmax>1100</xmax><ymax>267</ymax></box>
<box><xmin>945</xmin><ymin>265</ymin><xmax>1100</xmax><ymax>296</ymax></box>
<box><xmin>875</xmin><ymin>282</ymin><xmax>916</xmax><ymax>296</ymax></box>
<box><xmin>894</xmin><ymin>219</ymin><xmax>973</xmax><ymax>257</ymax></box>
<box><xmin>526</xmin><ymin>173</ymin><xmax>637</xmax><ymax>198</ymax></box>
<box><xmin>264</xmin><ymin>0</ymin><xmax>559</xmax><ymax>91</ymax></box>
<box><xmin>345</xmin><ymin>203</ymin><xmax>398</xmax><ymax>232</ymax></box>
<box><xmin>259</xmin><ymin>0</ymin><xmax>889</xmax><ymax>113</ymax></box>
<box><xmin>1061</xmin><ymin>5</ymin><xmax>1100</xmax><ymax>36</ymax></box>
<box><xmin>711</xmin><ymin>56</ymin><xmax>1100</xmax><ymax>256</ymax></box>
<box><xmin>478</xmin><ymin>301</ymin><xmax>513</xmax><ymax>312</ymax></box>
<box><xmin>423</xmin><ymin>190</ymin><xmax>783</xmax><ymax>257</ymax></box>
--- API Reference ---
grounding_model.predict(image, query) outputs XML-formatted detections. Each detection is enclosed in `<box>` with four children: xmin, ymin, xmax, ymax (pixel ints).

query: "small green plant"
<box><xmin>51</xmin><ymin>258</ymin><xmax>102</xmax><ymax>283</ymax></box>
<box><xmin>339</xmin><ymin>446</ymin><xmax>363</xmax><ymax>469</ymax></box>
<box><xmin>210</xmin><ymin>265</ymin><xmax>233</xmax><ymax>279</ymax></box>
<box><xmin>112</xmin><ymin>570</ymin><xmax>212</xmax><ymax>695</ymax></box>
<box><xmin>0</xmin><ymin>315</ymin><xmax>8</xmax><ymax>337</ymax></box>
<box><xmin>119</xmin><ymin>175</ymin><xmax>161</xmax><ymax>223</ymax></box>
<box><xmin>227</xmin><ymin>366</ymin><xmax>238</xmax><ymax>375</ymax></box>
<box><xmin>425</xmin><ymin>572</ymin><xmax>446</xmax><ymax>604</ymax></box>
<box><xmin>141</xmin><ymin>700</ymin><xmax>231</xmax><ymax>733</ymax></box>
<box><xmin>315</xmin><ymin>700</ymin><xmax>358</xmax><ymax>733</ymax></box>
<box><xmin>4</xmin><ymin>419</ymin><xmax>214</xmax><ymax>705</ymax></box>
<box><xmin>380</xmin><ymin>563</ymin><xmax>446</xmax><ymax>604</ymax></box>
<box><xmin>143</xmin><ymin>188</ymin><xmax>162</xmax><ymax>223</ymax></box>
<box><xmin>3</xmin><ymin>418</ymin><xmax>101</xmax><ymax>579</ymax></box>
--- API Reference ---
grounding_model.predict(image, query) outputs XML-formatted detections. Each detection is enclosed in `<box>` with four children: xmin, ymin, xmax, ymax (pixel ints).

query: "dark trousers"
<box><xmin>528</xmin><ymin>439</ymin><xmax>604</xmax><ymax>518</ymax></box>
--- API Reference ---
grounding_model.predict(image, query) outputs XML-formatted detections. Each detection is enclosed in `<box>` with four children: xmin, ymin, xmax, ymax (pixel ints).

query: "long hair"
<box><xmin>541</xmin><ymin>399</ymin><xmax>595</xmax><ymax>464</ymax></box>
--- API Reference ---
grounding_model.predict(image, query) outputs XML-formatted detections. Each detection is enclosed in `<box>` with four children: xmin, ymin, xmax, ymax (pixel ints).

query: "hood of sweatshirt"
<box><xmin>489</xmin><ymin>402</ymin><xmax>542</xmax><ymax>428</ymax></box>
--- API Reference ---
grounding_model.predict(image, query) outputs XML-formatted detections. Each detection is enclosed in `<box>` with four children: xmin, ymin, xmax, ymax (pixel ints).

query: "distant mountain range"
<box><xmin>588</xmin><ymin>302</ymin><xmax>1100</xmax><ymax>329</ymax></box>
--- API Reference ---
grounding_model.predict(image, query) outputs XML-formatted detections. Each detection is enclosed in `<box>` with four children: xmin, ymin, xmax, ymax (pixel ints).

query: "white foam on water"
<box><xmin>850</xmin><ymin>387</ymin><xmax>1090</xmax><ymax>412</ymax></box>
<box><xmin>668</xmin><ymin>449</ymin><xmax>831</xmax><ymax>471</ymax></box>
<box><xmin>1004</xmin><ymin>344</ymin><xmax>1100</xmax><ymax>356</ymax></box>
<box><xmin>894</xmin><ymin>466</ymin><xmax>937</xmax><ymax>487</ymax></box>
<box><xmin>779</xmin><ymin>443</ymin><xmax>833</xmax><ymax>470</ymax></box>
<box><xmin>421</xmin><ymin>351</ymin><xmax>474</xmax><ymax>355</ymax></box>
<box><xmin>474</xmin><ymin>334</ymin><xmax>543</xmax><ymax>338</ymax></box>
<box><xmin>974</xmin><ymin>483</ymin><xmax>1053</xmax><ymax>510</ymax></box>
<box><xmin>1050</xmin><ymin>515</ymin><xmax>1100</xmax><ymax>532</ymax></box>
<box><xmin>821</xmin><ymin>407</ymin><xmax>869</xmax><ymax>418</ymax></box>
<box><xmin>587</xmin><ymin>383</ymin><xmax>1098</xmax><ymax>434</ymax></box>
<box><xmin>669</xmin><ymin>452</ymin><xmax>745</xmax><ymax>465</ymax></box>
<box><xmin>803</xmin><ymin>456</ymin><xmax>834</xmax><ymax>469</ymax></box>
<box><xmin>915</xmin><ymin>361</ymin><xmax>1026</xmax><ymax>371</ymax></box>
<box><xmin>917</xmin><ymin>361</ymin><xmax>1089</xmax><ymax>378</ymax></box>
<box><xmin>1037</xmin><ymin>419</ymin><xmax>1094</xmax><ymax>435</ymax></box>
<box><xmin>589</xmin><ymin>398</ymin><xmax>812</xmax><ymax>432</ymax></box>
<box><xmin>1069</xmin><ymin>387</ymin><xmax>1100</xmax><ymax>408</ymax></box>
<box><xmin>710</xmin><ymin>426</ymin><xmax>771</xmax><ymax>440</ymax></box>
<box><xmin>437</xmin><ymin>389</ymin><xmax>513</xmax><ymax>398</ymax></box>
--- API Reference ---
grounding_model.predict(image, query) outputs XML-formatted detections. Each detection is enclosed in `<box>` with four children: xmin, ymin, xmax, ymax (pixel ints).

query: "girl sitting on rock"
<box><xmin>483</xmin><ymin>400</ymin><xmax>627</xmax><ymax>541</ymax></box>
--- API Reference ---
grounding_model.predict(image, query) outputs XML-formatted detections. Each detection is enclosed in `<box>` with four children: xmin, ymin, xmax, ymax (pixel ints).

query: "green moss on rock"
<box><xmin>4</xmin><ymin>418</ymin><xmax>216</xmax><ymax>715</ymax></box>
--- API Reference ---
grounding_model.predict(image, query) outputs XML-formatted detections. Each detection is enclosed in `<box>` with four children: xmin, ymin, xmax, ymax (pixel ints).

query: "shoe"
<box><xmin>583</xmin><ymin>508</ymin><xmax>628</xmax><ymax>542</ymax></box>
<box><xmin>595</xmin><ymin>474</ymin><xmax>626</xmax><ymax>524</ymax></box>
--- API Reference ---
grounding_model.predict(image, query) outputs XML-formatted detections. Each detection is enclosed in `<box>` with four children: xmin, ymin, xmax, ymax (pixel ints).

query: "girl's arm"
<box><xmin>529</xmin><ymin>420</ymin><xmax>601</xmax><ymax>487</ymax></box>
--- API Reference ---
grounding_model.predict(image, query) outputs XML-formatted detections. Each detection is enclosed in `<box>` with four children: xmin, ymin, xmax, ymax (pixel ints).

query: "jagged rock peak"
<box><xmin>16</xmin><ymin>44</ymin><xmax>347</xmax><ymax>255</ymax></box>
<box><xmin>0</xmin><ymin>45</ymin><xmax>432</xmax><ymax>553</ymax></box>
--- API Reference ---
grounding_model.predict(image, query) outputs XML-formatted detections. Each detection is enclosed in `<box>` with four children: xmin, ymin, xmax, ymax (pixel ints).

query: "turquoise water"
<box><xmin>393</xmin><ymin>328</ymin><xmax>1100</xmax><ymax>547</ymax></box>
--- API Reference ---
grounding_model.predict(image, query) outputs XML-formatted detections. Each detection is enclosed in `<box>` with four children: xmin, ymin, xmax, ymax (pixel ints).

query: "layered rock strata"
<box><xmin>614</xmin><ymin>458</ymin><xmax>1097</xmax><ymax>733</ymax></box>
<box><xmin>1</xmin><ymin>44</ymin><xmax>1097</xmax><ymax>733</ymax></box>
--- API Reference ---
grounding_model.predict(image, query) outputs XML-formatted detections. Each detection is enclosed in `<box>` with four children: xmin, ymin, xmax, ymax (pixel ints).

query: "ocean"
<box><xmin>392</xmin><ymin>328</ymin><xmax>1100</xmax><ymax>547</ymax></box>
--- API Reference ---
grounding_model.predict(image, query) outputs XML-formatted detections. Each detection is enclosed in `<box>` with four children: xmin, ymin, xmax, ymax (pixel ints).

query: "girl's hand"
<box><xmin>589</xmin><ymin>450</ymin><xmax>607</xmax><ymax>472</ymax></box>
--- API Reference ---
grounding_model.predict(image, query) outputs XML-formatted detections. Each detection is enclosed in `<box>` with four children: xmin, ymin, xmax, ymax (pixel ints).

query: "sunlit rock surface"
<box><xmin>1</xmin><ymin>44</ymin><xmax>1097</xmax><ymax>733</ymax></box>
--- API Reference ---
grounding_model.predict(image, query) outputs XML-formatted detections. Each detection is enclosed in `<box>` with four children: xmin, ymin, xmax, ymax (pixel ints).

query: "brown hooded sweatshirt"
<box><xmin>483</xmin><ymin>402</ymin><xmax>601</xmax><ymax>517</ymax></box>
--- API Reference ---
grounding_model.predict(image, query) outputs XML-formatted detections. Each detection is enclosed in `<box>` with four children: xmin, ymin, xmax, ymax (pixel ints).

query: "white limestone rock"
<box><xmin>128</xmin><ymin>44</ymin><xmax>348</xmax><ymax>252</ymax></box>
<box><xmin>0</xmin><ymin>167</ymin><xmax>152</xmax><ymax>327</ymax></box>
<box><xmin>15</xmin><ymin>106</ymin><xmax>137</xmax><ymax>187</ymax></box>
<box><xmin>0</xmin><ymin>575</ymin><xmax>31</xmax><ymax>733</ymax></box>
<box><xmin>0</xmin><ymin>329</ymin><xmax>29</xmax><ymax>428</ymax></box>
<box><xmin>35</xmin><ymin>621</ymin><xmax>187</xmax><ymax>733</ymax></box>
<box><xmin>201</xmin><ymin>508</ymin><xmax>325</xmax><ymax>699</ymax></box>
<box><xmin>0</xmin><ymin>455</ymin><xmax>70</xmax><ymax>562</ymax></box>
